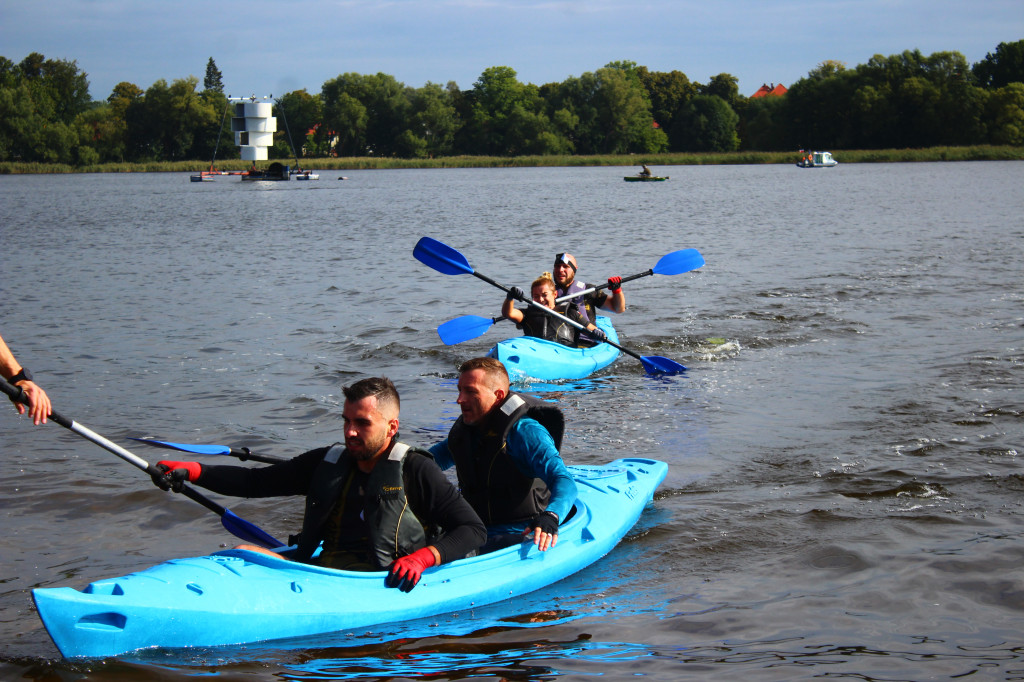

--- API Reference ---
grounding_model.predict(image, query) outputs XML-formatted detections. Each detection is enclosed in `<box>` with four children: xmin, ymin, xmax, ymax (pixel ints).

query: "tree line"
<box><xmin>1</xmin><ymin>42</ymin><xmax>1022</xmax><ymax>166</ymax></box>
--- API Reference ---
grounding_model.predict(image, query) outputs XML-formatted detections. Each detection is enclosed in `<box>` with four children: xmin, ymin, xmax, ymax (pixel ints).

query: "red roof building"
<box><xmin>751</xmin><ymin>83</ymin><xmax>788</xmax><ymax>98</ymax></box>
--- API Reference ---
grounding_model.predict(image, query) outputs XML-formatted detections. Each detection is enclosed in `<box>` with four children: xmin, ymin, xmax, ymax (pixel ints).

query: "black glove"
<box><xmin>506</xmin><ymin>286</ymin><xmax>525</xmax><ymax>302</ymax></box>
<box><xmin>527</xmin><ymin>510</ymin><xmax>560</xmax><ymax>536</ymax></box>
<box><xmin>590</xmin><ymin>328</ymin><xmax>608</xmax><ymax>343</ymax></box>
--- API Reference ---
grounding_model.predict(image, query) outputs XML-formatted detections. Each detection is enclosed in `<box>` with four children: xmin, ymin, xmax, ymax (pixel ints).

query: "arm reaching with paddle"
<box><xmin>414</xmin><ymin>237</ymin><xmax>685</xmax><ymax>374</ymax></box>
<box><xmin>0</xmin><ymin>332</ymin><xmax>51</xmax><ymax>425</ymax></box>
<box><xmin>502</xmin><ymin>277</ymin><xmax>606</xmax><ymax>347</ymax></box>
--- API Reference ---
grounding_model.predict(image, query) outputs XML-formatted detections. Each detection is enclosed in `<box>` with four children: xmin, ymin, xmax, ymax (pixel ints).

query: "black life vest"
<box><xmin>294</xmin><ymin>441</ymin><xmax>427</xmax><ymax>568</ymax></box>
<box><xmin>518</xmin><ymin>304</ymin><xmax>579</xmax><ymax>346</ymax></box>
<box><xmin>445</xmin><ymin>393</ymin><xmax>564</xmax><ymax>525</ymax></box>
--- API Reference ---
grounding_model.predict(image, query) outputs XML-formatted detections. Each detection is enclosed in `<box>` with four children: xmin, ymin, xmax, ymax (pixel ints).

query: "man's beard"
<box><xmin>347</xmin><ymin>431</ymin><xmax>388</xmax><ymax>460</ymax></box>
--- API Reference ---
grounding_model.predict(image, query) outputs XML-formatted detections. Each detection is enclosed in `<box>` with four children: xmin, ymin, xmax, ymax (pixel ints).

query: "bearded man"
<box><xmin>152</xmin><ymin>377</ymin><xmax>485</xmax><ymax>592</ymax></box>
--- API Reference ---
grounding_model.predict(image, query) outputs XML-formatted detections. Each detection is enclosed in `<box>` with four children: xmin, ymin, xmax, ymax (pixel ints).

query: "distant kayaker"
<box><xmin>151</xmin><ymin>377</ymin><xmax>486</xmax><ymax>592</ymax></box>
<box><xmin>639</xmin><ymin>164</ymin><xmax>652</xmax><ymax>177</ymax></box>
<box><xmin>553</xmin><ymin>252</ymin><xmax>625</xmax><ymax>346</ymax></box>
<box><xmin>0</xmin><ymin>332</ymin><xmax>51</xmax><ymax>425</ymax></box>
<box><xmin>502</xmin><ymin>272</ymin><xmax>607</xmax><ymax>347</ymax></box>
<box><xmin>428</xmin><ymin>357</ymin><xmax>577</xmax><ymax>554</ymax></box>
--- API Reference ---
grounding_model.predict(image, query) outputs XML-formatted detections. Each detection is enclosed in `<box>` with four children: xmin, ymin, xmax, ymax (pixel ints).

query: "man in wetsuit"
<box><xmin>152</xmin><ymin>377</ymin><xmax>485</xmax><ymax>592</ymax></box>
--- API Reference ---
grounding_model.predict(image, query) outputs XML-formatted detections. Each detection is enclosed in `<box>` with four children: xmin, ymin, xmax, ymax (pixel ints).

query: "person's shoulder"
<box><xmin>403</xmin><ymin>447</ymin><xmax>443</xmax><ymax>473</ymax></box>
<box><xmin>510</xmin><ymin>416</ymin><xmax>550</xmax><ymax>440</ymax></box>
<box><xmin>404</xmin><ymin>446</ymin><xmax>435</xmax><ymax>463</ymax></box>
<box><xmin>305</xmin><ymin>444</ymin><xmax>338</xmax><ymax>459</ymax></box>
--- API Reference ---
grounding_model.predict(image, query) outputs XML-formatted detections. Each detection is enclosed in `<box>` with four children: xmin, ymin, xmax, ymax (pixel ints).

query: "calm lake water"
<box><xmin>1</xmin><ymin>161</ymin><xmax>1022</xmax><ymax>680</ymax></box>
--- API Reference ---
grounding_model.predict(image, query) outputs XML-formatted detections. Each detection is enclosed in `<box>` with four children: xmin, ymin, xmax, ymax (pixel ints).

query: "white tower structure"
<box><xmin>231</xmin><ymin>96</ymin><xmax>276</xmax><ymax>162</ymax></box>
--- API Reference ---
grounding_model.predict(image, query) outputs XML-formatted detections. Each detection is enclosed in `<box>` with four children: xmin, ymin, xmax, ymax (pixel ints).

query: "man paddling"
<box><xmin>152</xmin><ymin>377</ymin><xmax>485</xmax><ymax>592</ymax></box>
<box><xmin>428</xmin><ymin>357</ymin><xmax>577</xmax><ymax>553</ymax></box>
<box><xmin>553</xmin><ymin>252</ymin><xmax>625</xmax><ymax>346</ymax></box>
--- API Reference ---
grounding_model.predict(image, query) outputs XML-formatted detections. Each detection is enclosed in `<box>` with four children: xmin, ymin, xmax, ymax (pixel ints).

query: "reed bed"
<box><xmin>1</xmin><ymin>146</ymin><xmax>1021</xmax><ymax>174</ymax></box>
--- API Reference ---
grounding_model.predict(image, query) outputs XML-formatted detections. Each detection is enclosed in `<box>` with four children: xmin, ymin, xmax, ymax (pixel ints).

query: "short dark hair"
<box><xmin>343</xmin><ymin>376</ymin><xmax>400</xmax><ymax>415</ymax></box>
<box><xmin>458</xmin><ymin>357</ymin><xmax>510</xmax><ymax>389</ymax></box>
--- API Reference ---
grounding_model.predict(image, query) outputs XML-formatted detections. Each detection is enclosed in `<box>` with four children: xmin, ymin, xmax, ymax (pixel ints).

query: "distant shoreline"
<box><xmin>2</xmin><ymin>145</ymin><xmax>1021</xmax><ymax>174</ymax></box>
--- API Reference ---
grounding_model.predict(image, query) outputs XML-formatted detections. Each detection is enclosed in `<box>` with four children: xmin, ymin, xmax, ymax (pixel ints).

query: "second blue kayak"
<box><xmin>487</xmin><ymin>315</ymin><xmax>620</xmax><ymax>381</ymax></box>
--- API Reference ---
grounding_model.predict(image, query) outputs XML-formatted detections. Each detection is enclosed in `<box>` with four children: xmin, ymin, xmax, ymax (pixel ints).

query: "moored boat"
<box><xmin>796</xmin><ymin>151</ymin><xmax>838</xmax><ymax>168</ymax></box>
<box><xmin>487</xmin><ymin>315</ymin><xmax>620</xmax><ymax>381</ymax></box>
<box><xmin>33</xmin><ymin>458</ymin><xmax>668</xmax><ymax>659</ymax></box>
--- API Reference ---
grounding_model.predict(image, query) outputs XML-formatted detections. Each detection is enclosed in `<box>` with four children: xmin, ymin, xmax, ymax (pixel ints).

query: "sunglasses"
<box><xmin>554</xmin><ymin>253</ymin><xmax>577</xmax><ymax>272</ymax></box>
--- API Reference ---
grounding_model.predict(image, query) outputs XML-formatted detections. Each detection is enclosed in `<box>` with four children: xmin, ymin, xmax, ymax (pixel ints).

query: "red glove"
<box><xmin>152</xmin><ymin>460</ymin><xmax>202</xmax><ymax>492</ymax></box>
<box><xmin>607</xmin><ymin>276</ymin><xmax>622</xmax><ymax>292</ymax></box>
<box><xmin>386</xmin><ymin>547</ymin><xmax>437</xmax><ymax>593</ymax></box>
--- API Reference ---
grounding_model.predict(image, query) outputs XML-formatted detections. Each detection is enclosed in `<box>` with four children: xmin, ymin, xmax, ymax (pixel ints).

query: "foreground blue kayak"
<box><xmin>33</xmin><ymin>458</ymin><xmax>668</xmax><ymax>659</ymax></box>
<box><xmin>487</xmin><ymin>315</ymin><xmax>620</xmax><ymax>381</ymax></box>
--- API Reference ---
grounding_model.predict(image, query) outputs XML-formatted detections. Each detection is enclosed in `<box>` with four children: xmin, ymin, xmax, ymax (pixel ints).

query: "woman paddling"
<box><xmin>501</xmin><ymin>272</ymin><xmax>607</xmax><ymax>348</ymax></box>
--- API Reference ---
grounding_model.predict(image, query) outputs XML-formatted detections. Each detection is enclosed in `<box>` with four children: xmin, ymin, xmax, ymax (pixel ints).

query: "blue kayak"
<box><xmin>33</xmin><ymin>458</ymin><xmax>668</xmax><ymax>659</ymax></box>
<box><xmin>487</xmin><ymin>315</ymin><xmax>620</xmax><ymax>381</ymax></box>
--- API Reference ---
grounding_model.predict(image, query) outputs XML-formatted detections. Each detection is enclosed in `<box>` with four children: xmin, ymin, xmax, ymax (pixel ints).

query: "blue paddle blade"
<box><xmin>639</xmin><ymin>355</ymin><xmax>687</xmax><ymax>375</ymax></box>
<box><xmin>413</xmin><ymin>237</ymin><xmax>475</xmax><ymax>276</ymax></box>
<box><xmin>652</xmin><ymin>248</ymin><xmax>705</xmax><ymax>276</ymax></box>
<box><xmin>221</xmin><ymin>509</ymin><xmax>286</xmax><ymax>549</ymax></box>
<box><xmin>131</xmin><ymin>438</ymin><xmax>231</xmax><ymax>456</ymax></box>
<box><xmin>437</xmin><ymin>315</ymin><xmax>496</xmax><ymax>345</ymax></box>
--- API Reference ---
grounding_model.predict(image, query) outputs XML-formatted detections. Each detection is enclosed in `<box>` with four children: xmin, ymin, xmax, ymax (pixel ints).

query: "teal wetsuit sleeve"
<box><xmin>428</xmin><ymin>439</ymin><xmax>454</xmax><ymax>471</ymax></box>
<box><xmin>506</xmin><ymin>418</ymin><xmax>578</xmax><ymax>522</ymax></box>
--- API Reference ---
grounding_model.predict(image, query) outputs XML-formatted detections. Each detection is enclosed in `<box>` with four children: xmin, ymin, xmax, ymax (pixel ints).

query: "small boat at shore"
<box><xmin>796</xmin><ymin>151</ymin><xmax>838</xmax><ymax>168</ymax></box>
<box><xmin>487</xmin><ymin>315</ymin><xmax>620</xmax><ymax>381</ymax></box>
<box><xmin>32</xmin><ymin>458</ymin><xmax>668</xmax><ymax>659</ymax></box>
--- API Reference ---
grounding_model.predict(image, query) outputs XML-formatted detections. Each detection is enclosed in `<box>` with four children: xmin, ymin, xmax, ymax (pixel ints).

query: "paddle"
<box><xmin>130</xmin><ymin>437</ymin><xmax>287</xmax><ymax>464</ymax></box>
<box><xmin>554</xmin><ymin>247</ymin><xmax>704</xmax><ymax>304</ymax></box>
<box><xmin>437</xmin><ymin>314</ymin><xmax>508</xmax><ymax>345</ymax></box>
<box><xmin>1</xmin><ymin>381</ymin><xmax>284</xmax><ymax>549</ymax></box>
<box><xmin>437</xmin><ymin>248</ymin><xmax>704</xmax><ymax>345</ymax></box>
<box><xmin>413</xmin><ymin>237</ymin><xmax>686</xmax><ymax>374</ymax></box>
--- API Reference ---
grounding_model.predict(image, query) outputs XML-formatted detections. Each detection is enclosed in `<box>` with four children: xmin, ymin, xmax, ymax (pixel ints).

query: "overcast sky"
<box><xmin>2</xmin><ymin>0</ymin><xmax>1021</xmax><ymax>101</ymax></box>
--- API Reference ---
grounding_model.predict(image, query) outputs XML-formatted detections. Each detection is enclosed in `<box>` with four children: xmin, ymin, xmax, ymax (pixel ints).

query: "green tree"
<box><xmin>637</xmin><ymin>67</ymin><xmax>697</xmax><ymax>149</ymax></box>
<box><xmin>701</xmin><ymin>73</ymin><xmax>740</xmax><ymax>108</ymax></box>
<box><xmin>277</xmin><ymin>89</ymin><xmax>323</xmax><ymax>156</ymax></box>
<box><xmin>973</xmin><ymin>40</ymin><xmax>1024</xmax><ymax>88</ymax></box>
<box><xmin>741</xmin><ymin>95</ymin><xmax>788</xmax><ymax>150</ymax></box>
<box><xmin>0</xmin><ymin>52</ymin><xmax>89</xmax><ymax>162</ymax></box>
<box><xmin>984</xmin><ymin>82</ymin><xmax>1024</xmax><ymax>144</ymax></box>
<box><xmin>203</xmin><ymin>57</ymin><xmax>224</xmax><ymax>93</ymax></box>
<box><xmin>323</xmin><ymin>87</ymin><xmax>368</xmax><ymax>156</ymax></box>
<box><xmin>672</xmin><ymin>94</ymin><xmax>739</xmax><ymax>151</ymax></box>
<box><xmin>808</xmin><ymin>60</ymin><xmax>847</xmax><ymax>80</ymax></box>
<box><xmin>407</xmin><ymin>82</ymin><xmax>460</xmax><ymax>157</ymax></box>
<box><xmin>124</xmin><ymin>76</ymin><xmax>216</xmax><ymax>161</ymax></box>
<box><xmin>546</xmin><ymin>67</ymin><xmax>663</xmax><ymax>154</ymax></box>
<box><xmin>455</xmin><ymin>66</ymin><xmax>567</xmax><ymax>155</ymax></box>
<box><xmin>321</xmin><ymin>72</ymin><xmax>410</xmax><ymax>156</ymax></box>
